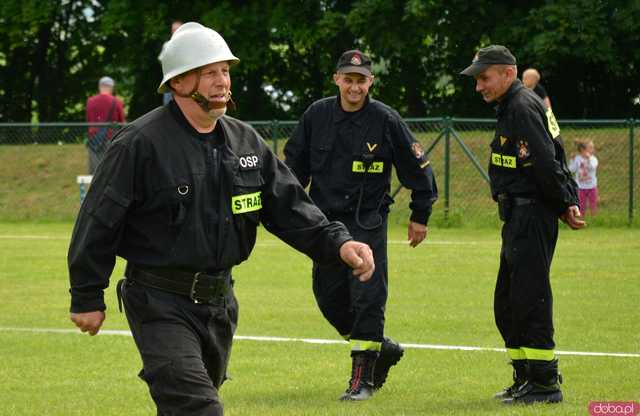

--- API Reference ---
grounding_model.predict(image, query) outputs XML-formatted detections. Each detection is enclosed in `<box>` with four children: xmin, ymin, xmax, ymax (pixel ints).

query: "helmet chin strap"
<box><xmin>174</xmin><ymin>69</ymin><xmax>235</xmax><ymax>113</ymax></box>
<box><xmin>190</xmin><ymin>90</ymin><xmax>235</xmax><ymax>113</ymax></box>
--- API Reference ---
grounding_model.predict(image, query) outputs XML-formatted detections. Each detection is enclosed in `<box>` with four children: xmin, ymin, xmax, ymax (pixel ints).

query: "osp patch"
<box><xmin>238</xmin><ymin>154</ymin><xmax>260</xmax><ymax>170</ymax></box>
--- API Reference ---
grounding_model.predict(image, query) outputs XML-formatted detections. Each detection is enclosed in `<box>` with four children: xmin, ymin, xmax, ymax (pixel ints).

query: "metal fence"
<box><xmin>0</xmin><ymin>118</ymin><xmax>636</xmax><ymax>225</ymax></box>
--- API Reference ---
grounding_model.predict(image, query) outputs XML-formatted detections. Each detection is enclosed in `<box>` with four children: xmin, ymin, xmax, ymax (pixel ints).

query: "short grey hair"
<box><xmin>99</xmin><ymin>76</ymin><xmax>115</xmax><ymax>87</ymax></box>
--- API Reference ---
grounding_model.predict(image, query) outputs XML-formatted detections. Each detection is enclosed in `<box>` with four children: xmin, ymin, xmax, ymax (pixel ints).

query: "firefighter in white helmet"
<box><xmin>158</xmin><ymin>21</ymin><xmax>239</xmax><ymax>116</ymax></box>
<box><xmin>68</xmin><ymin>21</ymin><xmax>375</xmax><ymax>416</ymax></box>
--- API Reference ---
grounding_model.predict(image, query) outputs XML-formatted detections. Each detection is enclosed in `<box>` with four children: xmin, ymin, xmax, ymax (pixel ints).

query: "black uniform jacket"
<box><xmin>284</xmin><ymin>96</ymin><xmax>438</xmax><ymax>225</ymax></box>
<box><xmin>489</xmin><ymin>80</ymin><xmax>578</xmax><ymax>214</ymax></box>
<box><xmin>68</xmin><ymin>103</ymin><xmax>352</xmax><ymax>313</ymax></box>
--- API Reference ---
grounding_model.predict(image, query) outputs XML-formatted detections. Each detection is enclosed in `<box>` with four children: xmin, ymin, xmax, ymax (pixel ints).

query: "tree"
<box><xmin>506</xmin><ymin>0</ymin><xmax>640</xmax><ymax>117</ymax></box>
<box><xmin>0</xmin><ymin>0</ymin><xmax>115</xmax><ymax>121</ymax></box>
<box><xmin>1</xmin><ymin>0</ymin><xmax>638</xmax><ymax>121</ymax></box>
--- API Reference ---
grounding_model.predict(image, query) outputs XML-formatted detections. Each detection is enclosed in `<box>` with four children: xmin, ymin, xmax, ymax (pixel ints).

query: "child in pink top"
<box><xmin>569</xmin><ymin>140</ymin><xmax>598</xmax><ymax>216</ymax></box>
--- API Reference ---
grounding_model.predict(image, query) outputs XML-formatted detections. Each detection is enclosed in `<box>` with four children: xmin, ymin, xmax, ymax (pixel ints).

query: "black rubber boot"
<box><xmin>494</xmin><ymin>360</ymin><xmax>528</xmax><ymax>400</ymax></box>
<box><xmin>503</xmin><ymin>358</ymin><xmax>563</xmax><ymax>405</ymax></box>
<box><xmin>339</xmin><ymin>351</ymin><xmax>377</xmax><ymax>401</ymax></box>
<box><xmin>373</xmin><ymin>337</ymin><xmax>404</xmax><ymax>390</ymax></box>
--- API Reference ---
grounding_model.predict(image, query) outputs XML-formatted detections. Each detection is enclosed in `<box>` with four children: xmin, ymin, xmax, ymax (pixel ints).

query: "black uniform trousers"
<box><xmin>494</xmin><ymin>202</ymin><xmax>558</xmax><ymax>352</ymax></box>
<box><xmin>121</xmin><ymin>278</ymin><xmax>238</xmax><ymax>416</ymax></box>
<box><xmin>312</xmin><ymin>211</ymin><xmax>388</xmax><ymax>342</ymax></box>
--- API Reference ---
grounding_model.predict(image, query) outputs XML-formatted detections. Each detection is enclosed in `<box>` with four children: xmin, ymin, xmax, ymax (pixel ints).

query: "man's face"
<box><xmin>173</xmin><ymin>61</ymin><xmax>231</xmax><ymax>119</ymax></box>
<box><xmin>333</xmin><ymin>72</ymin><xmax>373</xmax><ymax>111</ymax></box>
<box><xmin>197</xmin><ymin>61</ymin><xmax>231</xmax><ymax>103</ymax></box>
<box><xmin>474</xmin><ymin>66</ymin><xmax>513</xmax><ymax>103</ymax></box>
<box><xmin>522</xmin><ymin>72</ymin><xmax>537</xmax><ymax>89</ymax></box>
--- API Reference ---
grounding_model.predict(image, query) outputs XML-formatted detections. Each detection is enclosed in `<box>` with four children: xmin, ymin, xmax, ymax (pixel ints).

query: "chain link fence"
<box><xmin>0</xmin><ymin>119</ymin><xmax>636</xmax><ymax>225</ymax></box>
<box><xmin>397</xmin><ymin>118</ymin><xmax>638</xmax><ymax>227</ymax></box>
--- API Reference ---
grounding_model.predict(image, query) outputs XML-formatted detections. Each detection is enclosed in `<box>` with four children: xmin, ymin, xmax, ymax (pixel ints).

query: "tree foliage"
<box><xmin>0</xmin><ymin>0</ymin><xmax>114</xmax><ymax>121</ymax></box>
<box><xmin>0</xmin><ymin>0</ymin><xmax>638</xmax><ymax>122</ymax></box>
<box><xmin>507</xmin><ymin>0</ymin><xmax>640</xmax><ymax>117</ymax></box>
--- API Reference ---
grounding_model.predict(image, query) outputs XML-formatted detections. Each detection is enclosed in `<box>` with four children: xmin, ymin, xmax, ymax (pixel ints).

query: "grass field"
<box><xmin>0</xmin><ymin>222</ymin><xmax>638</xmax><ymax>415</ymax></box>
<box><xmin>1</xmin><ymin>120</ymin><xmax>638</xmax><ymax>227</ymax></box>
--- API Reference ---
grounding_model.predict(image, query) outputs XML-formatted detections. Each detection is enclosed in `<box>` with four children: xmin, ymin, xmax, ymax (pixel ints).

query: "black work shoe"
<box><xmin>373</xmin><ymin>337</ymin><xmax>404</xmax><ymax>390</ymax></box>
<box><xmin>502</xmin><ymin>359</ymin><xmax>563</xmax><ymax>405</ymax></box>
<box><xmin>339</xmin><ymin>383</ymin><xmax>374</xmax><ymax>401</ymax></box>
<box><xmin>493</xmin><ymin>360</ymin><xmax>528</xmax><ymax>400</ymax></box>
<box><xmin>502</xmin><ymin>381</ymin><xmax>563</xmax><ymax>405</ymax></box>
<box><xmin>339</xmin><ymin>352</ymin><xmax>377</xmax><ymax>401</ymax></box>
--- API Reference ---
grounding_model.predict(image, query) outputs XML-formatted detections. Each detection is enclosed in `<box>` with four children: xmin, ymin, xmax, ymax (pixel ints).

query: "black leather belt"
<box><xmin>127</xmin><ymin>266</ymin><xmax>232</xmax><ymax>304</ymax></box>
<box><xmin>497</xmin><ymin>194</ymin><xmax>538</xmax><ymax>222</ymax></box>
<box><xmin>512</xmin><ymin>197</ymin><xmax>537</xmax><ymax>206</ymax></box>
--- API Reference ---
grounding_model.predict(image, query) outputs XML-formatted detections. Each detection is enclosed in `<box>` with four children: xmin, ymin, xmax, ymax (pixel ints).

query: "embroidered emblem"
<box><xmin>366</xmin><ymin>142</ymin><xmax>377</xmax><ymax>152</ymax></box>
<box><xmin>411</xmin><ymin>142</ymin><xmax>424</xmax><ymax>159</ymax></box>
<box><xmin>238</xmin><ymin>154</ymin><xmax>260</xmax><ymax>170</ymax></box>
<box><xmin>500</xmin><ymin>136</ymin><xmax>508</xmax><ymax>146</ymax></box>
<box><xmin>492</xmin><ymin>153</ymin><xmax>516</xmax><ymax>168</ymax></box>
<box><xmin>518</xmin><ymin>140</ymin><xmax>530</xmax><ymax>159</ymax></box>
<box><xmin>352</xmin><ymin>161</ymin><xmax>384</xmax><ymax>173</ymax></box>
<box><xmin>231</xmin><ymin>192</ymin><xmax>262</xmax><ymax>214</ymax></box>
<box><xmin>545</xmin><ymin>108</ymin><xmax>561</xmax><ymax>138</ymax></box>
<box><xmin>350</xmin><ymin>54</ymin><xmax>362</xmax><ymax>66</ymax></box>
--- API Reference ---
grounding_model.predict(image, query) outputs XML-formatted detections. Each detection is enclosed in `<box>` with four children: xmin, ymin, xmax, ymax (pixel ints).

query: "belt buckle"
<box><xmin>191</xmin><ymin>271</ymin><xmax>230</xmax><ymax>304</ymax></box>
<box><xmin>190</xmin><ymin>272</ymin><xmax>205</xmax><ymax>304</ymax></box>
<box><xmin>190</xmin><ymin>272</ymin><xmax>224</xmax><ymax>304</ymax></box>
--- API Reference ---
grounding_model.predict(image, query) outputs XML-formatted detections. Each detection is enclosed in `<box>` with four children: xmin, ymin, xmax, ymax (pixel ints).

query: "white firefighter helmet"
<box><xmin>157</xmin><ymin>22</ymin><xmax>239</xmax><ymax>93</ymax></box>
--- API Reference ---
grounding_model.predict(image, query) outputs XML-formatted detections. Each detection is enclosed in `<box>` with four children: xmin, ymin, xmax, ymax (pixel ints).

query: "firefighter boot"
<box><xmin>503</xmin><ymin>358</ymin><xmax>563</xmax><ymax>405</ymax></box>
<box><xmin>373</xmin><ymin>337</ymin><xmax>404</xmax><ymax>390</ymax></box>
<box><xmin>339</xmin><ymin>351</ymin><xmax>377</xmax><ymax>401</ymax></box>
<box><xmin>493</xmin><ymin>360</ymin><xmax>528</xmax><ymax>400</ymax></box>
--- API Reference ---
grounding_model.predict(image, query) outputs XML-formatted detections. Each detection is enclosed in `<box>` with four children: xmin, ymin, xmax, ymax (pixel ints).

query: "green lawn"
<box><xmin>1</xmin><ymin>128</ymin><xmax>638</xmax><ymax>227</ymax></box>
<box><xmin>0</xmin><ymin>222</ymin><xmax>638</xmax><ymax>415</ymax></box>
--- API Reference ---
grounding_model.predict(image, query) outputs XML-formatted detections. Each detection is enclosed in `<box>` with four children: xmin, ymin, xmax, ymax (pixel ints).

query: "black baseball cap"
<box><xmin>460</xmin><ymin>45</ymin><xmax>517</xmax><ymax>76</ymax></box>
<box><xmin>336</xmin><ymin>49</ymin><xmax>372</xmax><ymax>76</ymax></box>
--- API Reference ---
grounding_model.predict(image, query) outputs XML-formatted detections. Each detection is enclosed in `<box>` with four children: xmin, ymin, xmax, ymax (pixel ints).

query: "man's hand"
<box><xmin>408</xmin><ymin>221</ymin><xmax>427</xmax><ymax>248</ymax></box>
<box><xmin>560</xmin><ymin>205</ymin><xmax>586</xmax><ymax>230</ymax></box>
<box><xmin>339</xmin><ymin>241</ymin><xmax>375</xmax><ymax>282</ymax></box>
<box><xmin>70</xmin><ymin>311</ymin><xmax>105</xmax><ymax>336</ymax></box>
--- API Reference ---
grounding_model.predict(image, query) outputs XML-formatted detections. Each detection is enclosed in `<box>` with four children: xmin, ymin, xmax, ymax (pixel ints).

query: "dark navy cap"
<box><xmin>336</xmin><ymin>50</ymin><xmax>372</xmax><ymax>76</ymax></box>
<box><xmin>460</xmin><ymin>45</ymin><xmax>516</xmax><ymax>76</ymax></box>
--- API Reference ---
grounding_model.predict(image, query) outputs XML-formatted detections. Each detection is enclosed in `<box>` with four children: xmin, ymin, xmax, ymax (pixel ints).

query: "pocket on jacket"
<box><xmin>89</xmin><ymin>185</ymin><xmax>130</xmax><ymax>228</ymax></box>
<box><xmin>309</xmin><ymin>144</ymin><xmax>332</xmax><ymax>173</ymax></box>
<box><xmin>153</xmin><ymin>178</ymin><xmax>194</xmax><ymax>226</ymax></box>
<box><xmin>232</xmin><ymin>171</ymin><xmax>264</xmax><ymax>224</ymax></box>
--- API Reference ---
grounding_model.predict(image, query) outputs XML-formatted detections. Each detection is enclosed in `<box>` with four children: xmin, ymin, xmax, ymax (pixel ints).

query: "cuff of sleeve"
<box><xmin>328</xmin><ymin>221</ymin><xmax>354</xmax><ymax>262</ymax></box>
<box><xmin>410</xmin><ymin>208</ymin><xmax>432</xmax><ymax>225</ymax></box>
<box><xmin>557</xmin><ymin>198</ymin><xmax>578</xmax><ymax>216</ymax></box>
<box><xmin>70</xmin><ymin>289</ymin><xmax>106</xmax><ymax>313</ymax></box>
<box><xmin>556</xmin><ymin>205</ymin><xmax>568</xmax><ymax>216</ymax></box>
<box><xmin>335</xmin><ymin>235</ymin><xmax>354</xmax><ymax>259</ymax></box>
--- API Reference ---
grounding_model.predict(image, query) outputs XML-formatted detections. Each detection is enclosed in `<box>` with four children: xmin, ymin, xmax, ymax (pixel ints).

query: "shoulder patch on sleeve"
<box><xmin>545</xmin><ymin>108</ymin><xmax>561</xmax><ymax>139</ymax></box>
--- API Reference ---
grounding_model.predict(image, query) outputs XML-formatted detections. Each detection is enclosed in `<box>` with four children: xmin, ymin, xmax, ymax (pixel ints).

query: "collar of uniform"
<box><xmin>333</xmin><ymin>95</ymin><xmax>370</xmax><ymax>125</ymax></box>
<box><xmin>495</xmin><ymin>79</ymin><xmax>524</xmax><ymax>115</ymax></box>
<box><xmin>169</xmin><ymin>99</ymin><xmax>200</xmax><ymax>139</ymax></box>
<box><xmin>169</xmin><ymin>99</ymin><xmax>224</xmax><ymax>143</ymax></box>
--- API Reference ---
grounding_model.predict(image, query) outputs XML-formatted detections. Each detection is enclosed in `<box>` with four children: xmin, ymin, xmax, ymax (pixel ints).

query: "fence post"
<box><xmin>76</xmin><ymin>175</ymin><xmax>93</xmax><ymax>204</ymax></box>
<box><xmin>630</xmin><ymin>119</ymin><xmax>635</xmax><ymax>226</ymax></box>
<box><xmin>443</xmin><ymin>117</ymin><xmax>451</xmax><ymax>223</ymax></box>
<box><xmin>272</xmin><ymin>120</ymin><xmax>280</xmax><ymax>155</ymax></box>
